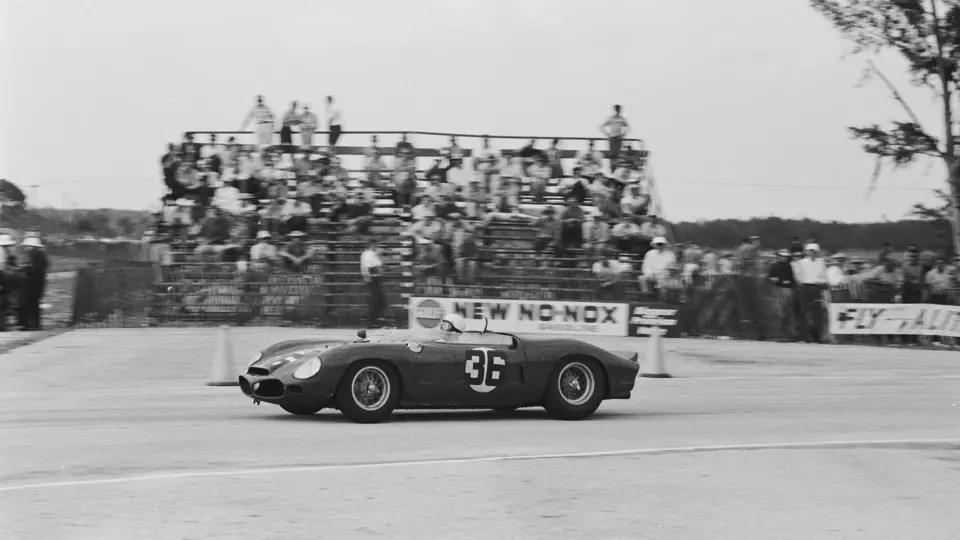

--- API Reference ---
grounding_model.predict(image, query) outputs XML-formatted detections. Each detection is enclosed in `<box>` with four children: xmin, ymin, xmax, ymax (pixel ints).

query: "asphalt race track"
<box><xmin>1</xmin><ymin>328</ymin><xmax>958</xmax><ymax>540</ymax></box>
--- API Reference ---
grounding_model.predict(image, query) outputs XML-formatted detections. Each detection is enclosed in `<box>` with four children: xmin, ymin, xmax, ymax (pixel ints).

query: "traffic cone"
<box><xmin>641</xmin><ymin>328</ymin><xmax>672</xmax><ymax>378</ymax></box>
<box><xmin>207</xmin><ymin>325</ymin><xmax>240</xmax><ymax>387</ymax></box>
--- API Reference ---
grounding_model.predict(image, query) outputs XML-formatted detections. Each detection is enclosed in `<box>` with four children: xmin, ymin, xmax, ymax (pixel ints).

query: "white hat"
<box><xmin>651</xmin><ymin>236</ymin><xmax>668</xmax><ymax>246</ymax></box>
<box><xmin>288</xmin><ymin>230</ymin><xmax>306</xmax><ymax>237</ymax></box>
<box><xmin>256</xmin><ymin>230</ymin><xmax>271</xmax><ymax>240</ymax></box>
<box><xmin>0</xmin><ymin>235</ymin><xmax>14</xmax><ymax>246</ymax></box>
<box><xmin>804</xmin><ymin>243</ymin><xmax>821</xmax><ymax>252</ymax></box>
<box><xmin>22</xmin><ymin>237</ymin><xmax>43</xmax><ymax>248</ymax></box>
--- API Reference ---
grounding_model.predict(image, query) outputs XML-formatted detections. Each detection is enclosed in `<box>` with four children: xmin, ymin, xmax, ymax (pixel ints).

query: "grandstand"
<box><xmin>130</xmin><ymin>129</ymin><xmax>672</xmax><ymax>327</ymax></box>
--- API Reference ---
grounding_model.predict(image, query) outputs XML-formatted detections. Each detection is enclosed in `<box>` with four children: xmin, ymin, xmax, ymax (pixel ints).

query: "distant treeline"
<box><xmin>671</xmin><ymin>217</ymin><xmax>952</xmax><ymax>254</ymax></box>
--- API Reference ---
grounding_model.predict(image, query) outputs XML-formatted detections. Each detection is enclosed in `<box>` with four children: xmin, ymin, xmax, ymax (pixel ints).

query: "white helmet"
<box><xmin>439</xmin><ymin>313</ymin><xmax>466</xmax><ymax>333</ymax></box>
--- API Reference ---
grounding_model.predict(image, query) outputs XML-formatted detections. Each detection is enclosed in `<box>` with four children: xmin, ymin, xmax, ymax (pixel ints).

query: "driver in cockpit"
<box><xmin>438</xmin><ymin>313</ymin><xmax>467</xmax><ymax>342</ymax></box>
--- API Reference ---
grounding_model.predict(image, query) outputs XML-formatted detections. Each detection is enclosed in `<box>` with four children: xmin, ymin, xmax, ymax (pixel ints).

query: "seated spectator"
<box><xmin>641</xmin><ymin>237</ymin><xmax>677</xmax><ymax>293</ymax></box>
<box><xmin>331</xmin><ymin>193</ymin><xmax>375</xmax><ymax>235</ymax></box>
<box><xmin>582</xmin><ymin>213</ymin><xmax>611</xmax><ymax>258</ymax></box>
<box><xmin>592</xmin><ymin>250</ymin><xmax>631</xmax><ymax>300</ymax></box>
<box><xmin>559</xmin><ymin>166</ymin><xmax>591</xmax><ymax>204</ymax></box>
<box><xmin>433</xmin><ymin>193</ymin><xmax>460</xmax><ymax>220</ymax></box>
<box><xmin>449</xmin><ymin>217</ymin><xmax>479</xmax><ymax>282</ymax></box>
<box><xmin>279</xmin><ymin>231</ymin><xmax>315</xmax><ymax>273</ymax></box>
<box><xmin>589</xmin><ymin>176</ymin><xmax>617</xmax><ymax>219</ymax></box>
<box><xmin>249</xmin><ymin>230</ymin><xmax>279</xmax><ymax>271</ymax></box>
<box><xmin>193</xmin><ymin>207</ymin><xmax>233</xmax><ymax>258</ymax></box>
<box><xmin>280</xmin><ymin>191</ymin><xmax>312</xmax><ymax>233</ymax></box>
<box><xmin>532</xmin><ymin>206</ymin><xmax>560</xmax><ymax>258</ymax></box>
<box><xmin>212</xmin><ymin>178</ymin><xmax>244</xmax><ymax>215</ymax></box>
<box><xmin>575</xmin><ymin>140</ymin><xmax>604</xmax><ymax>177</ymax></box>
<box><xmin>364</xmin><ymin>136</ymin><xmax>387</xmax><ymax>188</ymax></box>
<box><xmin>610</xmin><ymin>215</ymin><xmax>643</xmax><ymax>253</ymax></box>
<box><xmin>407</xmin><ymin>211</ymin><xmax>443</xmax><ymax>245</ymax></box>
<box><xmin>461</xmin><ymin>182</ymin><xmax>487</xmax><ymax>221</ymax></box>
<box><xmin>411</xmin><ymin>199</ymin><xmax>435</xmax><ymax>221</ymax></box>
<box><xmin>659</xmin><ymin>263</ymin><xmax>687</xmax><ymax>304</ymax></box>
<box><xmin>491</xmin><ymin>175</ymin><xmax>520</xmax><ymax>212</ymax></box>
<box><xmin>393</xmin><ymin>159</ymin><xmax>419</xmax><ymax>209</ymax></box>
<box><xmin>620</xmin><ymin>183</ymin><xmax>648</xmax><ymax>219</ymax></box>
<box><xmin>527</xmin><ymin>155</ymin><xmax>552</xmax><ymax>203</ymax></box>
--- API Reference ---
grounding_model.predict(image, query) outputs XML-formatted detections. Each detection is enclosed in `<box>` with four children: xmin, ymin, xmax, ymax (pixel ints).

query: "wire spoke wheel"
<box><xmin>557</xmin><ymin>362</ymin><xmax>595</xmax><ymax>406</ymax></box>
<box><xmin>351</xmin><ymin>366</ymin><xmax>390</xmax><ymax>411</ymax></box>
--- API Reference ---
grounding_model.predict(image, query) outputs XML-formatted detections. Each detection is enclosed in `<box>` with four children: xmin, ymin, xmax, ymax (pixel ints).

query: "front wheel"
<box><xmin>335</xmin><ymin>361</ymin><xmax>401</xmax><ymax>424</ymax></box>
<box><xmin>543</xmin><ymin>359</ymin><xmax>605</xmax><ymax>421</ymax></box>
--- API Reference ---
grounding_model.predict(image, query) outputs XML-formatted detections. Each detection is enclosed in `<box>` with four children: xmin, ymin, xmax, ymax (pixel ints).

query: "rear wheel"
<box><xmin>280</xmin><ymin>403</ymin><xmax>323</xmax><ymax>416</ymax></box>
<box><xmin>335</xmin><ymin>361</ymin><xmax>400</xmax><ymax>424</ymax></box>
<box><xmin>543</xmin><ymin>358</ymin><xmax>605</xmax><ymax>421</ymax></box>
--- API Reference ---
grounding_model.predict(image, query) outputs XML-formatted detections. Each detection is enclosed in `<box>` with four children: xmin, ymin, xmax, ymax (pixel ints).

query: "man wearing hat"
<box><xmin>360</xmin><ymin>238</ymin><xmax>387</xmax><ymax>327</ymax></box>
<box><xmin>279</xmin><ymin>231</ymin><xmax>314</xmax><ymax>273</ymax></box>
<box><xmin>18</xmin><ymin>236</ymin><xmax>48</xmax><ymax>331</ymax></box>
<box><xmin>640</xmin><ymin>237</ymin><xmax>677</xmax><ymax>294</ymax></box>
<box><xmin>794</xmin><ymin>243</ymin><xmax>827</xmax><ymax>343</ymax></box>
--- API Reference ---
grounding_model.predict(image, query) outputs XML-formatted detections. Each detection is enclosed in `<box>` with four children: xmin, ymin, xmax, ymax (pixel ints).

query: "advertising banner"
<box><xmin>828</xmin><ymin>303</ymin><xmax>960</xmax><ymax>338</ymax></box>
<box><xmin>409</xmin><ymin>297</ymin><xmax>629</xmax><ymax>337</ymax></box>
<box><xmin>626</xmin><ymin>302</ymin><xmax>683</xmax><ymax>338</ymax></box>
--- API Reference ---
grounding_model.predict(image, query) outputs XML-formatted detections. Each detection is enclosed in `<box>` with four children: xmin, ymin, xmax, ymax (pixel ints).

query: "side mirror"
<box><xmin>357</xmin><ymin>329</ymin><xmax>367</xmax><ymax>340</ymax></box>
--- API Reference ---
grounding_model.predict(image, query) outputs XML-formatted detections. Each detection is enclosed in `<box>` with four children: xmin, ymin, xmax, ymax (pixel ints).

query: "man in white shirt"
<box><xmin>326</xmin><ymin>96</ymin><xmax>343</xmax><ymax>146</ymax></box>
<box><xmin>641</xmin><ymin>237</ymin><xmax>677</xmax><ymax>294</ymax></box>
<box><xmin>599</xmin><ymin>104</ymin><xmax>631</xmax><ymax>173</ymax></box>
<box><xmin>794</xmin><ymin>243</ymin><xmax>827</xmax><ymax>343</ymax></box>
<box><xmin>212</xmin><ymin>179</ymin><xmax>244</xmax><ymax>215</ymax></box>
<box><xmin>240</xmin><ymin>95</ymin><xmax>275</xmax><ymax>147</ymax></box>
<box><xmin>360</xmin><ymin>239</ymin><xmax>386</xmax><ymax>327</ymax></box>
<box><xmin>298</xmin><ymin>105</ymin><xmax>318</xmax><ymax>149</ymax></box>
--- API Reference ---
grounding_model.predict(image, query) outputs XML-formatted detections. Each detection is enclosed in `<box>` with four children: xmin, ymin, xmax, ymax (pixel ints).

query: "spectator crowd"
<box><xmin>148</xmin><ymin>95</ymin><xmax>960</xmax><ymax>335</ymax></box>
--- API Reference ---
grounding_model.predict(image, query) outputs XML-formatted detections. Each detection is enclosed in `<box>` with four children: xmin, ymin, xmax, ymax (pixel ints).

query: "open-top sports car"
<box><xmin>239</xmin><ymin>315</ymin><xmax>639</xmax><ymax>423</ymax></box>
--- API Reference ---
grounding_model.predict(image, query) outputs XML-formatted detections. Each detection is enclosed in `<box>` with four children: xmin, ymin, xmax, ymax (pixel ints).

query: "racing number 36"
<box><xmin>465</xmin><ymin>348</ymin><xmax>507</xmax><ymax>393</ymax></box>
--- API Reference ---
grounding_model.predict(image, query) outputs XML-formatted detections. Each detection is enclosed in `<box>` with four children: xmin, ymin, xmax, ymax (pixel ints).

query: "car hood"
<box><xmin>250</xmin><ymin>339</ymin><xmax>350</xmax><ymax>371</ymax></box>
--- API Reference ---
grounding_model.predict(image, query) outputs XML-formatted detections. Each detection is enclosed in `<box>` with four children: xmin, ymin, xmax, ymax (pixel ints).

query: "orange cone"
<box><xmin>641</xmin><ymin>328</ymin><xmax>672</xmax><ymax>378</ymax></box>
<box><xmin>207</xmin><ymin>325</ymin><xmax>240</xmax><ymax>387</ymax></box>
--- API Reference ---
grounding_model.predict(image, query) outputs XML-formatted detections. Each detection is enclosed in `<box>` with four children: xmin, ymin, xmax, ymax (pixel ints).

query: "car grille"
<box><xmin>251</xmin><ymin>379</ymin><xmax>284</xmax><ymax>399</ymax></box>
<box><xmin>247</xmin><ymin>366</ymin><xmax>270</xmax><ymax>376</ymax></box>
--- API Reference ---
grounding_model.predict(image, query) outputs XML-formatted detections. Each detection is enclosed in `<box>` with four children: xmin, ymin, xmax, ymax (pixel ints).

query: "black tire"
<box><xmin>280</xmin><ymin>403</ymin><xmax>323</xmax><ymax>416</ymax></box>
<box><xmin>543</xmin><ymin>358</ymin><xmax>606</xmax><ymax>421</ymax></box>
<box><xmin>335</xmin><ymin>361</ymin><xmax>401</xmax><ymax>424</ymax></box>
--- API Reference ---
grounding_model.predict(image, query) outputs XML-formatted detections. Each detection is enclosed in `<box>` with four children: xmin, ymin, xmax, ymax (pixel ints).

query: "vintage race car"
<box><xmin>239</xmin><ymin>321</ymin><xmax>640</xmax><ymax>423</ymax></box>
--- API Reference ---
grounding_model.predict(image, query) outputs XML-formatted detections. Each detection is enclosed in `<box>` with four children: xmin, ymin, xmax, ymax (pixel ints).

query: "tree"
<box><xmin>908</xmin><ymin>188</ymin><xmax>957</xmax><ymax>253</ymax></box>
<box><xmin>810</xmin><ymin>0</ymin><xmax>960</xmax><ymax>254</ymax></box>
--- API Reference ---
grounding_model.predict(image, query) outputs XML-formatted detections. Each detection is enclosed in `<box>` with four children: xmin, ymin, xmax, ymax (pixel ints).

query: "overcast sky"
<box><xmin>0</xmin><ymin>0</ymin><xmax>950</xmax><ymax>222</ymax></box>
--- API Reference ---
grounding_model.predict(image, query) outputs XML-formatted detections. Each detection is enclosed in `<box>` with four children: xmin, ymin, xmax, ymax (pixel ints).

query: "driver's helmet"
<box><xmin>439</xmin><ymin>313</ymin><xmax>466</xmax><ymax>333</ymax></box>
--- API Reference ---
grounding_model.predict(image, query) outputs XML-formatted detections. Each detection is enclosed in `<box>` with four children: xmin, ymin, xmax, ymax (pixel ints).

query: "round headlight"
<box><xmin>248</xmin><ymin>351</ymin><xmax>263</xmax><ymax>367</ymax></box>
<box><xmin>293</xmin><ymin>357</ymin><xmax>322</xmax><ymax>380</ymax></box>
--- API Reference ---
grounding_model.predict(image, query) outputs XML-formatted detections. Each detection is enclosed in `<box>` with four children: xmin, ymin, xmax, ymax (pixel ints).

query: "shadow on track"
<box><xmin>250</xmin><ymin>407</ymin><xmax>643</xmax><ymax>423</ymax></box>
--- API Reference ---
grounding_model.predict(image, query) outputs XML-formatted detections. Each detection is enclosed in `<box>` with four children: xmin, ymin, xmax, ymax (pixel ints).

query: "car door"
<box><xmin>417</xmin><ymin>334</ymin><xmax>527</xmax><ymax>407</ymax></box>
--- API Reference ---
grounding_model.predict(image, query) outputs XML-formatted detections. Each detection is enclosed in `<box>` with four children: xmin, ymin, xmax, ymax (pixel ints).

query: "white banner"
<box><xmin>829</xmin><ymin>303</ymin><xmax>960</xmax><ymax>338</ymax></box>
<box><xmin>409</xmin><ymin>297</ymin><xmax>629</xmax><ymax>337</ymax></box>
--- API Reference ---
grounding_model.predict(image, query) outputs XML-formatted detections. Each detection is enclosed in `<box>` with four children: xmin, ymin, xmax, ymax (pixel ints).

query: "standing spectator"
<box><xmin>768</xmin><ymin>249</ymin><xmax>797</xmax><ymax>340</ymax></box>
<box><xmin>360</xmin><ymin>239</ymin><xmax>386</xmax><ymax>327</ymax></box>
<box><xmin>599</xmin><ymin>105</ymin><xmax>630</xmax><ymax>172</ymax></box>
<box><xmin>0</xmin><ymin>235</ymin><xmax>20</xmax><ymax>331</ymax></box>
<box><xmin>240</xmin><ymin>95</ymin><xmax>275</xmax><ymax>147</ymax></box>
<box><xmin>532</xmin><ymin>206</ymin><xmax>560</xmax><ymax>260</ymax></box>
<box><xmin>395</xmin><ymin>133</ymin><xmax>416</xmax><ymax>169</ymax></box>
<box><xmin>298</xmin><ymin>104</ymin><xmax>318</xmax><ymax>148</ymax></box>
<box><xmin>474</xmin><ymin>136</ymin><xmax>499</xmax><ymax>191</ymax></box>
<box><xmin>902</xmin><ymin>246</ymin><xmax>924</xmax><ymax>304</ymax></box>
<box><xmin>794</xmin><ymin>243</ymin><xmax>827</xmax><ymax>343</ymax></box>
<box><xmin>17</xmin><ymin>236</ymin><xmax>48</xmax><ymax>331</ymax></box>
<box><xmin>926</xmin><ymin>258</ymin><xmax>952</xmax><ymax>304</ymax></box>
<box><xmin>161</xmin><ymin>143</ymin><xmax>182</xmax><ymax>197</ymax></box>
<box><xmin>545</xmin><ymin>139</ymin><xmax>565</xmax><ymax>179</ymax></box>
<box><xmin>279</xmin><ymin>101</ymin><xmax>300</xmax><ymax>152</ymax></box>
<box><xmin>442</xmin><ymin>136</ymin><xmax>464</xmax><ymax>168</ymax></box>
<box><xmin>558</xmin><ymin>197</ymin><xmax>586</xmax><ymax>257</ymax></box>
<box><xmin>326</xmin><ymin>96</ymin><xmax>343</xmax><ymax>146</ymax></box>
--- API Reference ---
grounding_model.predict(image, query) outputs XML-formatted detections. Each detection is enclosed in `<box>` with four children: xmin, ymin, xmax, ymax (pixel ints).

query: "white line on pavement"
<box><xmin>2</xmin><ymin>438</ymin><xmax>957</xmax><ymax>493</ymax></box>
